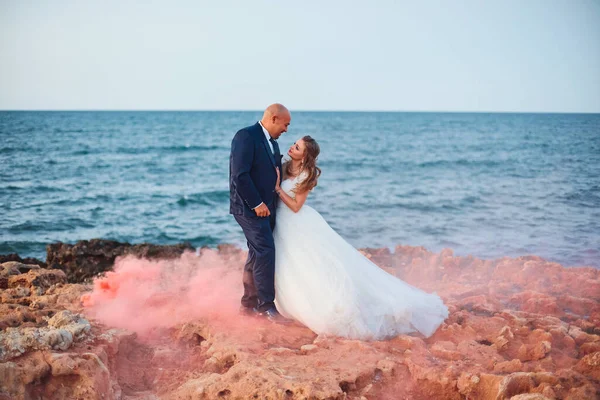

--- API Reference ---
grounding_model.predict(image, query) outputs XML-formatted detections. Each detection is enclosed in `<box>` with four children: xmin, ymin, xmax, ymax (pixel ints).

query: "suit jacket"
<box><xmin>229</xmin><ymin>122</ymin><xmax>283</xmax><ymax>217</ymax></box>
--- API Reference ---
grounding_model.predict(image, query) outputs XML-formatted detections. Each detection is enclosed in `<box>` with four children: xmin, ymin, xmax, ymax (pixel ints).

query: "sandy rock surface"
<box><xmin>0</xmin><ymin>243</ymin><xmax>598</xmax><ymax>399</ymax></box>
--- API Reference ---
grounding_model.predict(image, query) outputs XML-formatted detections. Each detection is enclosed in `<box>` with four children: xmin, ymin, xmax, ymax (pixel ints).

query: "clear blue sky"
<box><xmin>1</xmin><ymin>0</ymin><xmax>599</xmax><ymax>112</ymax></box>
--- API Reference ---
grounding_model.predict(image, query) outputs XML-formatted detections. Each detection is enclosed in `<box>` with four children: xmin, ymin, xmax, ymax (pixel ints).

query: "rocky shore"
<box><xmin>1</xmin><ymin>240</ymin><xmax>599</xmax><ymax>399</ymax></box>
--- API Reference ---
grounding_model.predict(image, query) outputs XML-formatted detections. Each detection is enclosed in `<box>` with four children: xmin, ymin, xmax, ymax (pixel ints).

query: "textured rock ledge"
<box><xmin>0</xmin><ymin>242</ymin><xmax>598</xmax><ymax>399</ymax></box>
<box><xmin>46</xmin><ymin>239</ymin><xmax>194</xmax><ymax>283</ymax></box>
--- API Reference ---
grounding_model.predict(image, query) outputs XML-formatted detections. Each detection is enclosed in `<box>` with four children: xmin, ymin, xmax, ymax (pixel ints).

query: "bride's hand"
<box><xmin>275</xmin><ymin>167</ymin><xmax>281</xmax><ymax>193</ymax></box>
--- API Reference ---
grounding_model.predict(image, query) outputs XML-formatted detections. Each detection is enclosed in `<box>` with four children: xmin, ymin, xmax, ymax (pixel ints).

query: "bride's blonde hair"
<box><xmin>284</xmin><ymin>135</ymin><xmax>321</xmax><ymax>193</ymax></box>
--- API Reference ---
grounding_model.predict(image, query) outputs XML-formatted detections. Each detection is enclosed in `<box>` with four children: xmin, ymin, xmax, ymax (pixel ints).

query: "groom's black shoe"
<box><xmin>256</xmin><ymin>307</ymin><xmax>292</xmax><ymax>325</ymax></box>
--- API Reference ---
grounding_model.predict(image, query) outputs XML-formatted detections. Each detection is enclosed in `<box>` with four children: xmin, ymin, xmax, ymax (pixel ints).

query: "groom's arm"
<box><xmin>231</xmin><ymin>130</ymin><xmax>263</xmax><ymax>209</ymax></box>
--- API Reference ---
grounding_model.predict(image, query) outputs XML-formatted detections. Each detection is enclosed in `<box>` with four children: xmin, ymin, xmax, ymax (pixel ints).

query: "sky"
<box><xmin>1</xmin><ymin>0</ymin><xmax>599</xmax><ymax>112</ymax></box>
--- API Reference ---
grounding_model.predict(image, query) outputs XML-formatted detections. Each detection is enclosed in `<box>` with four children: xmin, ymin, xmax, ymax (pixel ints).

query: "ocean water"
<box><xmin>1</xmin><ymin>111</ymin><xmax>599</xmax><ymax>267</ymax></box>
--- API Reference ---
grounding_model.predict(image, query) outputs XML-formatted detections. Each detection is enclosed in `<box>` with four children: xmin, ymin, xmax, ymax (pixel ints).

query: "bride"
<box><xmin>273</xmin><ymin>136</ymin><xmax>448</xmax><ymax>340</ymax></box>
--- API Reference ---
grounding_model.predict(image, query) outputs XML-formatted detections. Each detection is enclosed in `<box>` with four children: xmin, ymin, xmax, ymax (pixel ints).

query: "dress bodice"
<box><xmin>280</xmin><ymin>172</ymin><xmax>307</xmax><ymax>199</ymax></box>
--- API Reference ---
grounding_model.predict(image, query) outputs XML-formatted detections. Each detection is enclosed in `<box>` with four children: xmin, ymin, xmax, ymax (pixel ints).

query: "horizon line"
<box><xmin>1</xmin><ymin>109</ymin><xmax>599</xmax><ymax>114</ymax></box>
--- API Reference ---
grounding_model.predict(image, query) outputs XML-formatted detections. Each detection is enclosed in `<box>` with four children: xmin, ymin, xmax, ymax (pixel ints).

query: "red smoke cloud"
<box><xmin>82</xmin><ymin>249</ymin><xmax>243</xmax><ymax>336</ymax></box>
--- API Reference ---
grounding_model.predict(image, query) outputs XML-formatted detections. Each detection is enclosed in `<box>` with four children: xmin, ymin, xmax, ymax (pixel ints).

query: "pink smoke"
<box><xmin>82</xmin><ymin>249</ymin><xmax>244</xmax><ymax>336</ymax></box>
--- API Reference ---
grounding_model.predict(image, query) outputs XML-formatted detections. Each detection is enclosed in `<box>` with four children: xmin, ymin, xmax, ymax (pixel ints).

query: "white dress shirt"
<box><xmin>259</xmin><ymin>121</ymin><xmax>274</xmax><ymax>154</ymax></box>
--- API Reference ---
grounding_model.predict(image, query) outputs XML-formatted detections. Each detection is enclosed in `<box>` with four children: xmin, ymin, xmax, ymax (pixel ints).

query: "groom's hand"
<box><xmin>254</xmin><ymin>203</ymin><xmax>271</xmax><ymax>217</ymax></box>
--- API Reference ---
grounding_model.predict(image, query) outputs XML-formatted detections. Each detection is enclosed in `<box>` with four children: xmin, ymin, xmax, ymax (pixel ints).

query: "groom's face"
<box><xmin>270</xmin><ymin>113</ymin><xmax>291</xmax><ymax>139</ymax></box>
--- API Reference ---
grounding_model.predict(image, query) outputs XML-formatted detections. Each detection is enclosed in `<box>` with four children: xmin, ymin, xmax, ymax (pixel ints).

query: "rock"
<box><xmin>0</xmin><ymin>262</ymin><xmax>40</xmax><ymax>290</ymax></box>
<box><xmin>313</xmin><ymin>335</ymin><xmax>336</xmax><ymax>349</ymax></box>
<box><xmin>389</xmin><ymin>334</ymin><xmax>425</xmax><ymax>350</ymax></box>
<box><xmin>202</xmin><ymin>344</ymin><xmax>241</xmax><ymax>374</ymax></box>
<box><xmin>0</xmin><ymin>351</ymin><xmax>50</xmax><ymax>399</ymax></box>
<box><xmin>359</xmin><ymin>247</ymin><xmax>392</xmax><ymax>269</ymax></box>
<box><xmin>41</xmin><ymin>352</ymin><xmax>116</xmax><ymax>400</ymax></box>
<box><xmin>8</xmin><ymin>268</ymin><xmax>67</xmax><ymax>294</ymax></box>
<box><xmin>517</xmin><ymin>341</ymin><xmax>552</xmax><ymax>362</ymax></box>
<box><xmin>568</xmin><ymin>326</ymin><xmax>600</xmax><ymax>346</ymax></box>
<box><xmin>174</xmin><ymin>321</ymin><xmax>210</xmax><ymax>347</ymax></box>
<box><xmin>458</xmin><ymin>294</ymin><xmax>502</xmax><ymax>314</ymax></box>
<box><xmin>47</xmin><ymin>310</ymin><xmax>91</xmax><ymax>339</ymax></box>
<box><xmin>457</xmin><ymin>373</ymin><xmax>504</xmax><ymax>399</ymax></box>
<box><xmin>0</xmin><ymin>311</ymin><xmax>90</xmax><ymax>361</ymax></box>
<box><xmin>46</xmin><ymin>239</ymin><xmax>194</xmax><ymax>282</ymax></box>
<box><xmin>0</xmin><ymin>304</ymin><xmax>39</xmax><ymax>329</ymax></box>
<box><xmin>496</xmin><ymin>372</ymin><xmax>559</xmax><ymax>399</ymax></box>
<box><xmin>1</xmin><ymin>262</ymin><xmax>23</xmax><ymax>276</ymax></box>
<box><xmin>300</xmin><ymin>344</ymin><xmax>318</xmax><ymax>354</ymax></box>
<box><xmin>2</xmin><ymin>261</ymin><xmax>41</xmax><ymax>273</ymax></box>
<box><xmin>564</xmin><ymin>383</ymin><xmax>600</xmax><ymax>400</ymax></box>
<box><xmin>430</xmin><ymin>341</ymin><xmax>462</xmax><ymax>360</ymax></box>
<box><xmin>376</xmin><ymin>359</ymin><xmax>396</xmax><ymax>376</ymax></box>
<box><xmin>493</xmin><ymin>359</ymin><xmax>523</xmax><ymax>374</ymax></box>
<box><xmin>170</xmin><ymin>361</ymin><xmax>347</xmax><ymax>400</ymax></box>
<box><xmin>580</xmin><ymin>341</ymin><xmax>600</xmax><ymax>356</ymax></box>
<box><xmin>558</xmin><ymin>294</ymin><xmax>598</xmax><ymax>317</ymax></box>
<box><xmin>267</xmin><ymin>347</ymin><xmax>296</xmax><ymax>356</ymax></box>
<box><xmin>457</xmin><ymin>340</ymin><xmax>504</xmax><ymax>367</ymax></box>
<box><xmin>510</xmin><ymin>291</ymin><xmax>559</xmax><ymax>315</ymax></box>
<box><xmin>574</xmin><ymin>351</ymin><xmax>600</xmax><ymax>380</ymax></box>
<box><xmin>0</xmin><ymin>254</ymin><xmax>47</xmax><ymax>268</ymax></box>
<box><xmin>509</xmin><ymin>394</ymin><xmax>552</xmax><ymax>400</ymax></box>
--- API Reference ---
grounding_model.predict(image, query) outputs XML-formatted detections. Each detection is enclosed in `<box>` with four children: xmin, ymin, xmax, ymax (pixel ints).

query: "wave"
<box><xmin>365</xmin><ymin>195</ymin><xmax>483</xmax><ymax>213</ymax></box>
<box><xmin>3</xmin><ymin>185</ymin><xmax>68</xmax><ymax>194</ymax></box>
<box><xmin>320</xmin><ymin>158</ymin><xmax>504</xmax><ymax>172</ymax></box>
<box><xmin>7</xmin><ymin>194</ymin><xmax>113</xmax><ymax>211</ymax></box>
<box><xmin>71</xmin><ymin>149</ymin><xmax>92</xmax><ymax>156</ymax></box>
<box><xmin>371</xmin><ymin>202</ymin><xmax>461</xmax><ymax>213</ymax></box>
<box><xmin>8</xmin><ymin>218</ymin><xmax>95</xmax><ymax>233</ymax></box>
<box><xmin>117</xmin><ymin>145</ymin><xmax>228</xmax><ymax>155</ymax></box>
<box><xmin>562</xmin><ymin>185</ymin><xmax>600</xmax><ymax>208</ymax></box>
<box><xmin>393</xmin><ymin>189</ymin><xmax>430</xmax><ymax>198</ymax></box>
<box><xmin>154</xmin><ymin>232</ymin><xmax>219</xmax><ymax>247</ymax></box>
<box><xmin>0</xmin><ymin>147</ymin><xmax>23</xmax><ymax>154</ymax></box>
<box><xmin>417</xmin><ymin>159</ymin><xmax>503</xmax><ymax>168</ymax></box>
<box><xmin>176</xmin><ymin>190</ymin><xmax>229</xmax><ymax>206</ymax></box>
<box><xmin>53</xmin><ymin>128</ymin><xmax>86</xmax><ymax>133</ymax></box>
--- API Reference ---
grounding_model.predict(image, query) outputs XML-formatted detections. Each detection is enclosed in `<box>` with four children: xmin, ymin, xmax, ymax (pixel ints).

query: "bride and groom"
<box><xmin>229</xmin><ymin>104</ymin><xmax>448</xmax><ymax>340</ymax></box>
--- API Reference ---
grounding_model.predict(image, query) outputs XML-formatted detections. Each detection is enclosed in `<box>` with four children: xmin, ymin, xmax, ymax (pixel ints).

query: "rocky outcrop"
<box><xmin>0</xmin><ymin>254</ymin><xmax>46</xmax><ymax>269</ymax></box>
<box><xmin>1</xmin><ymin>245</ymin><xmax>599</xmax><ymax>400</ymax></box>
<box><xmin>46</xmin><ymin>239</ymin><xmax>194</xmax><ymax>282</ymax></box>
<box><xmin>0</xmin><ymin>261</ymin><xmax>103</xmax><ymax>399</ymax></box>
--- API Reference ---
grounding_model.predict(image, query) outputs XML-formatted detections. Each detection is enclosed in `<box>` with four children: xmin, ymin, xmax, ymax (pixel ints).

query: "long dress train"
<box><xmin>274</xmin><ymin>173</ymin><xmax>448</xmax><ymax>340</ymax></box>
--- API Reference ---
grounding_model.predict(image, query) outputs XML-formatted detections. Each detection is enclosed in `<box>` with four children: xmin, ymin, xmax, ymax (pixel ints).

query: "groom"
<box><xmin>229</xmin><ymin>103</ymin><xmax>291</xmax><ymax>324</ymax></box>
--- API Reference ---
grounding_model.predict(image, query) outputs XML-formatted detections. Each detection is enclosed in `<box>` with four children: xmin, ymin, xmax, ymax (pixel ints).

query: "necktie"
<box><xmin>270</xmin><ymin>138</ymin><xmax>281</xmax><ymax>166</ymax></box>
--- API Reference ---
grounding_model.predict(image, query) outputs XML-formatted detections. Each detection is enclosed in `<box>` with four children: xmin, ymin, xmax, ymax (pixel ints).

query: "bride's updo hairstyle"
<box><xmin>286</xmin><ymin>135</ymin><xmax>321</xmax><ymax>194</ymax></box>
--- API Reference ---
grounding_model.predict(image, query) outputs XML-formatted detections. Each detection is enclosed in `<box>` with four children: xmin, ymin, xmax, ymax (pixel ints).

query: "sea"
<box><xmin>1</xmin><ymin>111</ymin><xmax>599</xmax><ymax>267</ymax></box>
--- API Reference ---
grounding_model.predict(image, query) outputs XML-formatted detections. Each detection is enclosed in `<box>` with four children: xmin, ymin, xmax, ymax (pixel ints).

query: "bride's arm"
<box><xmin>275</xmin><ymin>167</ymin><xmax>309</xmax><ymax>213</ymax></box>
<box><xmin>276</xmin><ymin>187</ymin><xmax>309</xmax><ymax>213</ymax></box>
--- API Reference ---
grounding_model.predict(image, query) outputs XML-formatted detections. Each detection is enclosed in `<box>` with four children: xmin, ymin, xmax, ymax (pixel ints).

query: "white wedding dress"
<box><xmin>273</xmin><ymin>173</ymin><xmax>449</xmax><ymax>340</ymax></box>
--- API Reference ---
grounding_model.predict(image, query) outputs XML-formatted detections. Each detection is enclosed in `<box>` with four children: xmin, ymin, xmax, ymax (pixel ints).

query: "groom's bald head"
<box><xmin>264</xmin><ymin>103</ymin><xmax>289</xmax><ymax>118</ymax></box>
<box><xmin>261</xmin><ymin>103</ymin><xmax>291</xmax><ymax>139</ymax></box>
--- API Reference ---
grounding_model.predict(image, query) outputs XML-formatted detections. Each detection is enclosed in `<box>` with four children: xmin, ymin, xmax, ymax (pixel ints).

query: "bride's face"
<box><xmin>287</xmin><ymin>139</ymin><xmax>306</xmax><ymax>161</ymax></box>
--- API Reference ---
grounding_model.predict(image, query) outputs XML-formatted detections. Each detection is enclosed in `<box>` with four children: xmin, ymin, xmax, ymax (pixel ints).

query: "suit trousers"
<box><xmin>234</xmin><ymin>213</ymin><xmax>276</xmax><ymax>312</ymax></box>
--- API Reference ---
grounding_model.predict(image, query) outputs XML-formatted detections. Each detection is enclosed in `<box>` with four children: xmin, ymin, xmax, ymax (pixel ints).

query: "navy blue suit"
<box><xmin>230</xmin><ymin>122</ymin><xmax>282</xmax><ymax>312</ymax></box>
